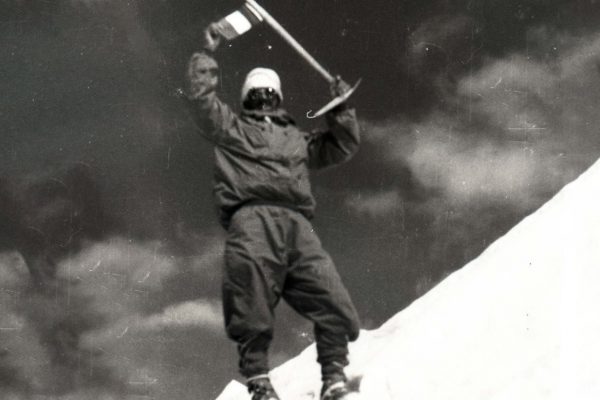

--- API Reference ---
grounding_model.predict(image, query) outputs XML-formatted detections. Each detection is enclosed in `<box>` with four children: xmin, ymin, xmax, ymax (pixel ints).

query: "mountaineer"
<box><xmin>183</xmin><ymin>24</ymin><xmax>361</xmax><ymax>400</ymax></box>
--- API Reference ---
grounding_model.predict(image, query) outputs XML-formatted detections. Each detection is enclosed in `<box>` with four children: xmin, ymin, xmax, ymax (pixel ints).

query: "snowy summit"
<box><xmin>216</xmin><ymin>158</ymin><xmax>600</xmax><ymax>400</ymax></box>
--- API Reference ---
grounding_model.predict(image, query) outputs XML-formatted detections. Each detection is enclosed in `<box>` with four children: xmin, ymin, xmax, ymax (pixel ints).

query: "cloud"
<box><xmin>406</xmin><ymin>122</ymin><xmax>550</xmax><ymax>207</ymax></box>
<box><xmin>0</xmin><ymin>252</ymin><xmax>29</xmax><ymax>289</ymax></box>
<box><xmin>359</xmin><ymin>29</ymin><xmax>600</xmax><ymax>213</ymax></box>
<box><xmin>72</xmin><ymin>0</ymin><xmax>108</xmax><ymax>4</ymax></box>
<box><xmin>0</xmin><ymin>234</ymin><xmax>229</xmax><ymax>399</ymax></box>
<box><xmin>458</xmin><ymin>33</ymin><xmax>600</xmax><ymax>138</ymax></box>
<box><xmin>407</xmin><ymin>14</ymin><xmax>474</xmax><ymax>68</ymax></box>
<box><xmin>346</xmin><ymin>190</ymin><xmax>403</xmax><ymax>217</ymax></box>
<box><xmin>140</xmin><ymin>299</ymin><xmax>222</xmax><ymax>330</ymax></box>
<box><xmin>84</xmin><ymin>299</ymin><xmax>223</xmax><ymax>347</ymax></box>
<box><xmin>57</xmin><ymin>235</ymin><xmax>225</xmax><ymax>337</ymax></box>
<box><xmin>60</xmin><ymin>237</ymin><xmax>177</xmax><ymax>287</ymax></box>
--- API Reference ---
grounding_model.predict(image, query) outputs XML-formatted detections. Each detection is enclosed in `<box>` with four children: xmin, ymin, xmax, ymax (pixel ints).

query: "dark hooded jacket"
<box><xmin>186</xmin><ymin>89</ymin><xmax>360</xmax><ymax>228</ymax></box>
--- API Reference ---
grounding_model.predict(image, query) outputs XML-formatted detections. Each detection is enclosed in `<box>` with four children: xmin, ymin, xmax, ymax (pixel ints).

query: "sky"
<box><xmin>1</xmin><ymin>0</ymin><xmax>600</xmax><ymax>399</ymax></box>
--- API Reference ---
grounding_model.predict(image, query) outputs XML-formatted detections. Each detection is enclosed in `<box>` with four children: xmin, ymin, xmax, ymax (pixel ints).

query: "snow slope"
<box><xmin>216</xmin><ymin>158</ymin><xmax>600</xmax><ymax>400</ymax></box>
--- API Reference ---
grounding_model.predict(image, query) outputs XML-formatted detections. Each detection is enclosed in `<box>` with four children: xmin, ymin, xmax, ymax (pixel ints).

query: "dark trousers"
<box><xmin>223</xmin><ymin>205</ymin><xmax>360</xmax><ymax>379</ymax></box>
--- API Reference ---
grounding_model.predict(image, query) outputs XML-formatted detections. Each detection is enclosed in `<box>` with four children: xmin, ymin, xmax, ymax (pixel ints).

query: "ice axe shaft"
<box><xmin>245</xmin><ymin>0</ymin><xmax>335</xmax><ymax>83</ymax></box>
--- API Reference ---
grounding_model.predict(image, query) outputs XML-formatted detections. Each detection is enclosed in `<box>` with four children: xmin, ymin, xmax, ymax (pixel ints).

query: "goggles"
<box><xmin>243</xmin><ymin>87</ymin><xmax>281</xmax><ymax>110</ymax></box>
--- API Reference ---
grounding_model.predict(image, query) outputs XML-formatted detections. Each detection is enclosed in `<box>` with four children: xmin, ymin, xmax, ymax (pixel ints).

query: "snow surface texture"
<box><xmin>215</xmin><ymin>159</ymin><xmax>600</xmax><ymax>400</ymax></box>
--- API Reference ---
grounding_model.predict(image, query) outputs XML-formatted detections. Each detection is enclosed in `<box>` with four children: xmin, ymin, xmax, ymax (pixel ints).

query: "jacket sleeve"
<box><xmin>307</xmin><ymin>105</ymin><xmax>360</xmax><ymax>169</ymax></box>
<box><xmin>185</xmin><ymin>91</ymin><xmax>238</xmax><ymax>145</ymax></box>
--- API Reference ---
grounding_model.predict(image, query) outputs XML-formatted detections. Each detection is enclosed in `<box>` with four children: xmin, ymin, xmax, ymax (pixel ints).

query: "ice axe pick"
<box><xmin>244</xmin><ymin>0</ymin><xmax>361</xmax><ymax>118</ymax></box>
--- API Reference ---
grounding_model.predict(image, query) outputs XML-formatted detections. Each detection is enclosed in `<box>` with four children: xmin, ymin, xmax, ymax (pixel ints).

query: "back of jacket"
<box><xmin>186</xmin><ymin>89</ymin><xmax>360</xmax><ymax>228</ymax></box>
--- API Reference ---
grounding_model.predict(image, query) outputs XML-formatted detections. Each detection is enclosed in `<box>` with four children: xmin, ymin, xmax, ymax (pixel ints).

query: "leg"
<box><xmin>222</xmin><ymin>207</ymin><xmax>287</xmax><ymax>378</ymax></box>
<box><xmin>282</xmin><ymin>214</ymin><xmax>360</xmax><ymax>381</ymax></box>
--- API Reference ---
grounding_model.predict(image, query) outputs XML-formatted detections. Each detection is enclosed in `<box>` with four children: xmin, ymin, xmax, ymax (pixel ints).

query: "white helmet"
<box><xmin>241</xmin><ymin>67</ymin><xmax>283</xmax><ymax>102</ymax></box>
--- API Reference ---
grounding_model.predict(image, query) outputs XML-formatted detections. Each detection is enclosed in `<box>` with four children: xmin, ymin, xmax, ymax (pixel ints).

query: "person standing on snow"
<box><xmin>184</xmin><ymin>25</ymin><xmax>361</xmax><ymax>400</ymax></box>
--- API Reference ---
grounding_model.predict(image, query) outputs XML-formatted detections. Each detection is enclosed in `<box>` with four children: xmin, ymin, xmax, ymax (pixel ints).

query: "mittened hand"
<box><xmin>330</xmin><ymin>75</ymin><xmax>351</xmax><ymax>98</ymax></box>
<box><xmin>186</xmin><ymin>52</ymin><xmax>219</xmax><ymax>99</ymax></box>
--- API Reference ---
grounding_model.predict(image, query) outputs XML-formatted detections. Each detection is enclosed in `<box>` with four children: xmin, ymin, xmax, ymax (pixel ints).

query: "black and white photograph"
<box><xmin>1</xmin><ymin>1</ymin><xmax>599</xmax><ymax>399</ymax></box>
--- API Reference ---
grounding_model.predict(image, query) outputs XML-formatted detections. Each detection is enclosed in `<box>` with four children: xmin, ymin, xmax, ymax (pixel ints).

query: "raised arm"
<box><xmin>307</xmin><ymin>79</ymin><xmax>360</xmax><ymax>169</ymax></box>
<box><xmin>184</xmin><ymin>50</ymin><xmax>238</xmax><ymax>144</ymax></box>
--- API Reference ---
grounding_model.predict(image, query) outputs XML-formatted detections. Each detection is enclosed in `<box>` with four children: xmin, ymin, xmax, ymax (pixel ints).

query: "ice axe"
<box><xmin>210</xmin><ymin>0</ymin><xmax>361</xmax><ymax>118</ymax></box>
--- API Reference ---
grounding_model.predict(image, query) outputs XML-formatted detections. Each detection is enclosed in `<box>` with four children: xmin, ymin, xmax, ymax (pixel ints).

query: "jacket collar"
<box><xmin>241</xmin><ymin>108</ymin><xmax>296</xmax><ymax>126</ymax></box>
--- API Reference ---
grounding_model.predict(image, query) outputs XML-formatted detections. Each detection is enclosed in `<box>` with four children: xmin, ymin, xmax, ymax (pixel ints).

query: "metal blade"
<box><xmin>306</xmin><ymin>79</ymin><xmax>362</xmax><ymax>119</ymax></box>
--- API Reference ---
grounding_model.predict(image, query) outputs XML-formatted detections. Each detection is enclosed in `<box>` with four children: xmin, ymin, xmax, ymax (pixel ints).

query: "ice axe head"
<box><xmin>306</xmin><ymin>79</ymin><xmax>361</xmax><ymax>119</ymax></box>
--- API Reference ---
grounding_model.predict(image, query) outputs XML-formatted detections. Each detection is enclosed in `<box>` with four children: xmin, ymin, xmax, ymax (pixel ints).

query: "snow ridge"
<box><xmin>216</xmin><ymin>158</ymin><xmax>600</xmax><ymax>400</ymax></box>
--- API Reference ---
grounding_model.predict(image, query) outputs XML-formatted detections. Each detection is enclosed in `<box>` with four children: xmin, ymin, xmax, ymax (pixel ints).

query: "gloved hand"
<box><xmin>330</xmin><ymin>75</ymin><xmax>351</xmax><ymax>98</ymax></box>
<box><xmin>203</xmin><ymin>23</ymin><xmax>222</xmax><ymax>52</ymax></box>
<box><xmin>186</xmin><ymin>52</ymin><xmax>219</xmax><ymax>100</ymax></box>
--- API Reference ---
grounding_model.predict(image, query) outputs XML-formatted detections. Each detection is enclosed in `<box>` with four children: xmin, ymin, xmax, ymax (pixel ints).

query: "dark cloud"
<box><xmin>0</xmin><ymin>163</ymin><xmax>123</xmax><ymax>397</ymax></box>
<box><xmin>0</xmin><ymin>164</ymin><xmax>108</xmax><ymax>283</ymax></box>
